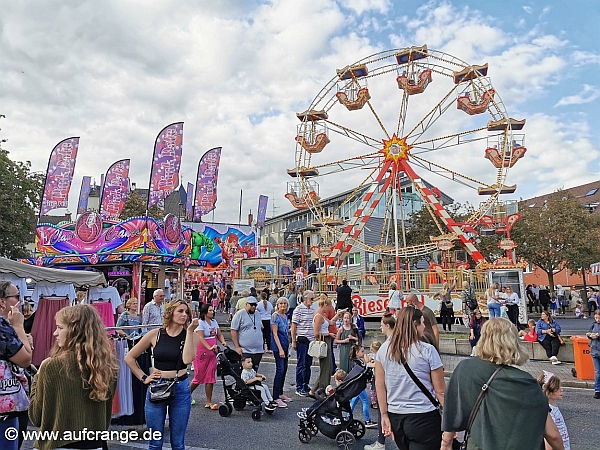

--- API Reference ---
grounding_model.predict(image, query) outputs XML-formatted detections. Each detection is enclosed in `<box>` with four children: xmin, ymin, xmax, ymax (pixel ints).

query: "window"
<box><xmin>586</xmin><ymin>188</ymin><xmax>598</xmax><ymax>196</ymax></box>
<box><xmin>342</xmin><ymin>252</ymin><xmax>361</xmax><ymax>267</ymax></box>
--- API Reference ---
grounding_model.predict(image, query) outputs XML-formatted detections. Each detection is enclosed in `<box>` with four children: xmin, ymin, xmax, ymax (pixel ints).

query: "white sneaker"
<box><xmin>364</xmin><ymin>442</ymin><xmax>386</xmax><ymax>450</ymax></box>
<box><xmin>549</xmin><ymin>356</ymin><xmax>557</xmax><ymax>363</ymax></box>
<box><xmin>551</xmin><ymin>359</ymin><xmax>562</xmax><ymax>365</ymax></box>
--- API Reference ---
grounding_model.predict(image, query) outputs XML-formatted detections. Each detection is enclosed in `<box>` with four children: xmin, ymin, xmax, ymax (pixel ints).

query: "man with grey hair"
<box><xmin>235</xmin><ymin>289</ymin><xmax>251</xmax><ymax>313</ymax></box>
<box><xmin>142</xmin><ymin>289</ymin><xmax>166</xmax><ymax>332</ymax></box>
<box><xmin>291</xmin><ymin>290</ymin><xmax>315</xmax><ymax>396</ymax></box>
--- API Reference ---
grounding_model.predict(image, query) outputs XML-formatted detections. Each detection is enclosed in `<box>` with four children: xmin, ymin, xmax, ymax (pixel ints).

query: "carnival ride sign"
<box><xmin>34</xmin><ymin>217</ymin><xmax>256</xmax><ymax>269</ymax></box>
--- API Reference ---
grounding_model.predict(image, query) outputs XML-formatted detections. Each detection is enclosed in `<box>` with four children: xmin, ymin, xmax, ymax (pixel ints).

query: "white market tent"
<box><xmin>0</xmin><ymin>256</ymin><xmax>106</xmax><ymax>287</ymax></box>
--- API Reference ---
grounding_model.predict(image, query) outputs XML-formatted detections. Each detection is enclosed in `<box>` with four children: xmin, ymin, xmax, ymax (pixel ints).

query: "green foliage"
<box><xmin>511</xmin><ymin>191</ymin><xmax>600</xmax><ymax>291</ymax></box>
<box><xmin>0</xmin><ymin>150</ymin><xmax>45</xmax><ymax>258</ymax></box>
<box><xmin>120</xmin><ymin>190</ymin><xmax>163</xmax><ymax>221</ymax></box>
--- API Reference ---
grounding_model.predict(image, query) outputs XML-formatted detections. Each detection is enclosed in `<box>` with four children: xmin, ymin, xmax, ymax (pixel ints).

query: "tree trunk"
<box><xmin>546</xmin><ymin>269</ymin><xmax>555</xmax><ymax>293</ymax></box>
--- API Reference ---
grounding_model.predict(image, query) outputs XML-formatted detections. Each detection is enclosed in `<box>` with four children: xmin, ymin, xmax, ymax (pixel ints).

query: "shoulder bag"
<box><xmin>308</xmin><ymin>318</ymin><xmax>328</xmax><ymax>358</ymax></box>
<box><xmin>149</xmin><ymin>328</ymin><xmax>182</xmax><ymax>403</ymax></box>
<box><xmin>0</xmin><ymin>359</ymin><xmax>30</xmax><ymax>415</ymax></box>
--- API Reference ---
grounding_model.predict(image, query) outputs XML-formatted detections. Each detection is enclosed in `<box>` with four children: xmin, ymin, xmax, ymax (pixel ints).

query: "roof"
<box><xmin>0</xmin><ymin>257</ymin><xmax>106</xmax><ymax>286</ymax></box>
<box><xmin>522</xmin><ymin>179</ymin><xmax>600</xmax><ymax>212</ymax></box>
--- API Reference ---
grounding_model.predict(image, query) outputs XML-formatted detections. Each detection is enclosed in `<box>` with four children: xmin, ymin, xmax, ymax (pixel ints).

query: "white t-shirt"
<box><xmin>164</xmin><ymin>278</ymin><xmax>171</xmax><ymax>299</ymax></box>
<box><xmin>376</xmin><ymin>340</ymin><xmax>443</xmax><ymax>414</ymax></box>
<box><xmin>388</xmin><ymin>289</ymin><xmax>402</xmax><ymax>309</ymax></box>
<box><xmin>195</xmin><ymin>318</ymin><xmax>219</xmax><ymax>347</ymax></box>
<box><xmin>256</xmin><ymin>300</ymin><xmax>274</xmax><ymax>321</ymax></box>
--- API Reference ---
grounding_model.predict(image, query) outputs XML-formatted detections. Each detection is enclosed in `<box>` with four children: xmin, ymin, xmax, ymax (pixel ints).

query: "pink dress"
<box><xmin>191</xmin><ymin>318</ymin><xmax>219</xmax><ymax>385</ymax></box>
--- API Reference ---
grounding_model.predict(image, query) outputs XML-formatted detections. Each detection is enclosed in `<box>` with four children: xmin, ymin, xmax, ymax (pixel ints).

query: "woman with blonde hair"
<box><xmin>308</xmin><ymin>294</ymin><xmax>342</xmax><ymax>398</ymax></box>
<box><xmin>376</xmin><ymin>307</ymin><xmax>445</xmax><ymax>449</ymax></box>
<box><xmin>271</xmin><ymin>296</ymin><xmax>291</xmax><ymax>406</ymax></box>
<box><xmin>116</xmin><ymin>297</ymin><xmax>142</xmax><ymax>339</ymax></box>
<box><xmin>441</xmin><ymin>318</ymin><xmax>564</xmax><ymax>450</ymax></box>
<box><xmin>126</xmin><ymin>300</ymin><xmax>200</xmax><ymax>450</ymax></box>
<box><xmin>29</xmin><ymin>304</ymin><xmax>118</xmax><ymax>450</ymax></box>
<box><xmin>486</xmin><ymin>282</ymin><xmax>501</xmax><ymax>318</ymax></box>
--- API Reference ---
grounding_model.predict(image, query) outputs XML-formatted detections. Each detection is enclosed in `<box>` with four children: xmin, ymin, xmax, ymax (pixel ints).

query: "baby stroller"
<box><xmin>298</xmin><ymin>364</ymin><xmax>372</xmax><ymax>449</ymax></box>
<box><xmin>216</xmin><ymin>347</ymin><xmax>275</xmax><ymax>421</ymax></box>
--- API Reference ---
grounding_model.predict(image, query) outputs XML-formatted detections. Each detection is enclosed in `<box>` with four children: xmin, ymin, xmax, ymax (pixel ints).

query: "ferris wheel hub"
<box><xmin>381</xmin><ymin>134</ymin><xmax>411</xmax><ymax>162</ymax></box>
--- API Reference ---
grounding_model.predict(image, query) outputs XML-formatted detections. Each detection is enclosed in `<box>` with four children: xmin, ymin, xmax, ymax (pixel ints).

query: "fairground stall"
<box><xmin>25</xmin><ymin>211</ymin><xmax>257</xmax><ymax>306</ymax></box>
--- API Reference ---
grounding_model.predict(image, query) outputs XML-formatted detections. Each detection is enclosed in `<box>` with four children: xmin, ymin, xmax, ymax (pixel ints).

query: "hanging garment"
<box><xmin>30</xmin><ymin>296</ymin><xmax>70</xmax><ymax>366</ymax></box>
<box><xmin>88</xmin><ymin>286</ymin><xmax>122</xmax><ymax>313</ymax></box>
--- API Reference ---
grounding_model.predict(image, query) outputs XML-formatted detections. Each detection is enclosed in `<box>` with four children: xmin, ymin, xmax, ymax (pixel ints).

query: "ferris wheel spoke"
<box><xmin>409</xmin><ymin>154</ymin><xmax>492</xmax><ymax>190</ymax></box>
<box><xmin>396</xmin><ymin>88</ymin><xmax>410</xmax><ymax>138</ymax></box>
<box><xmin>324</xmin><ymin>119</ymin><xmax>382</xmax><ymax>148</ymax></box>
<box><xmin>405</xmin><ymin>84</ymin><xmax>460</xmax><ymax>142</ymax></box>
<box><xmin>307</xmin><ymin>152</ymin><xmax>382</xmax><ymax>176</ymax></box>
<box><xmin>410</xmin><ymin>127</ymin><xmax>489</xmax><ymax>153</ymax></box>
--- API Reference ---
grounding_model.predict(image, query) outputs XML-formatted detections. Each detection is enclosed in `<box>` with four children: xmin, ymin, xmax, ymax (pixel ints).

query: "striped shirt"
<box><xmin>292</xmin><ymin>303</ymin><xmax>315</xmax><ymax>340</ymax></box>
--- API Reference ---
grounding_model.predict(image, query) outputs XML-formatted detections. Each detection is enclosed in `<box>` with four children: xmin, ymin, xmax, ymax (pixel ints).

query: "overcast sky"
<box><xmin>1</xmin><ymin>0</ymin><xmax>599</xmax><ymax>224</ymax></box>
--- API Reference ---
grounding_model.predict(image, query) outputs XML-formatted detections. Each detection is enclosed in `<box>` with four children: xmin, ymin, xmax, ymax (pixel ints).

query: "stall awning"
<box><xmin>0</xmin><ymin>257</ymin><xmax>106</xmax><ymax>287</ymax></box>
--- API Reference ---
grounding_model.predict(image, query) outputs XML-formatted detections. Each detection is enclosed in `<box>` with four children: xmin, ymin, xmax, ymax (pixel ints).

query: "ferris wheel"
<box><xmin>286</xmin><ymin>45</ymin><xmax>526</xmax><ymax>278</ymax></box>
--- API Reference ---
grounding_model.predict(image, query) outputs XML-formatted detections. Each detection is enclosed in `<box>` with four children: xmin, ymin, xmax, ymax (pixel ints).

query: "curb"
<box><xmin>257</xmin><ymin>354</ymin><xmax>596</xmax><ymax>390</ymax></box>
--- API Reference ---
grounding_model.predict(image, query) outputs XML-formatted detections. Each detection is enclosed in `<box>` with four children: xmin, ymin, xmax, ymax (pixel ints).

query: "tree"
<box><xmin>511</xmin><ymin>191</ymin><xmax>600</xmax><ymax>291</ymax></box>
<box><xmin>120</xmin><ymin>190</ymin><xmax>163</xmax><ymax>221</ymax></box>
<box><xmin>0</xmin><ymin>149</ymin><xmax>45</xmax><ymax>258</ymax></box>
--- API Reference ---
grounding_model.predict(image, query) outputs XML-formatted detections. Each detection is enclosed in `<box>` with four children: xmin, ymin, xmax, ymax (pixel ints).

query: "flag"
<box><xmin>99</xmin><ymin>173</ymin><xmax>105</xmax><ymax>201</ymax></box>
<box><xmin>148</xmin><ymin>122</ymin><xmax>183</xmax><ymax>209</ymax></box>
<box><xmin>76</xmin><ymin>176</ymin><xmax>92</xmax><ymax>215</ymax></box>
<box><xmin>40</xmin><ymin>137</ymin><xmax>79</xmax><ymax>217</ymax></box>
<box><xmin>193</xmin><ymin>147</ymin><xmax>221</xmax><ymax>220</ymax></box>
<box><xmin>100</xmin><ymin>159</ymin><xmax>130</xmax><ymax>220</ymax></box>
<box><xmin>185</xmin><ymin>182</ymin><xmax>194</xmax><ymax>221</ymax></box>
<box><xmin>257</xmin><ymin>195</ymin><xmax>268</xmax><ymax>228</ymax></box>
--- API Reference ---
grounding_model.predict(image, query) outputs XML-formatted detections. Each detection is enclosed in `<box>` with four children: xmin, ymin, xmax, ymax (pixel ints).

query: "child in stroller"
<box><xmin>298</xmin><ymin>364</ymin><xmax>372</xmax><ymax>449</ymax></box>
<box><xmin>215</xmin><ymin>348</ymin><xmax>276</xmax><ymax>420</ymax></box>
<box><xmin>297</xmin><ymin>369</ymin><xmax>347</xmax><ymax>419</ymax></box>
<box><xmin>241</xmin><ymin>356</ymin><xmax>278</xmax><ymax>411</ymax></box>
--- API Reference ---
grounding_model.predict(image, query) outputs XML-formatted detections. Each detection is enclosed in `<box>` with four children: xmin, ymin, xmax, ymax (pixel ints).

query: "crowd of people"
<box><xmin>3</xmin><ymin>277</ymin><xmax>598</xmax><ymax>450</ymax></box>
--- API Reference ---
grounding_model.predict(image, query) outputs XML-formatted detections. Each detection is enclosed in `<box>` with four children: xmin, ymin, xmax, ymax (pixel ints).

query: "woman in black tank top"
<box><xmin>125</xmin><ymin>300</ymin><xmax>200</xmax><ymax>450</ymax></box>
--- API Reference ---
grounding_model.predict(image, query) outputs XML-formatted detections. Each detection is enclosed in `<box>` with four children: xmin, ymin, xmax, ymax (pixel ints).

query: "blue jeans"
<box><xmin>0</xmin><ymin>416</ymin><xmax>18</xmax><ymax>450</ymax></box>
<box><xmin>295</xmin><ymin>339</ymin><xmax>313</xmax><ymax>392</ymax></box>
<box><xmin>350</xmin><ymin>389</ymin><xmax>371</xmax><ymax>422</ymax></box>
<box><xmin>593</xmin><ymin>355</ymin><xmax>600</xmax><ymax>393</ymax></box>
<box><xmin>488</xmin><ymin>303</ymin><xmax>501</xmax><ymax>318</ymax></box>
<box><xmin>145</xmin><ymin>377</ymin><xmax>192</xmax><ymax>450</ymax></box>
<box><xmin>273</xmin><ymin>348</ymin><xmax>289</xmax><ymax>398</ymax></box>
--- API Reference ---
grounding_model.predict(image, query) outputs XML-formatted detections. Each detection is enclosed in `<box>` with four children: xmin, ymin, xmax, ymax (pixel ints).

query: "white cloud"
<box><xmin>554</xmin><ymin>85</ymin><xmax>600</xmax><ymax>107</ymax></box>
<box><xmin>0</xmin><ymin>0</ymin><xmax>598</xmax><ymax>227</ymax></box>
<box><xmin>523</xmin><ymin>6</ymin><xmax>533</xmax><ymax>14</ymax></box>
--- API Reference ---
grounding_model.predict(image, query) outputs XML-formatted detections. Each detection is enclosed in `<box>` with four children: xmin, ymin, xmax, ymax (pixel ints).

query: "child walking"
<box><xmin>348</xmin><ymin>345</ymin><xmax>376</xmax><ymax>428</ymax></box>
<box><xmin>241</xmin><ymin>356</ymin><xmax>277</xmax><ymax>411</ymax></box>
<box><xmin>537</xmin><ymin>371</ymin><xmax>570</xmax><ymax>450</ymax></box>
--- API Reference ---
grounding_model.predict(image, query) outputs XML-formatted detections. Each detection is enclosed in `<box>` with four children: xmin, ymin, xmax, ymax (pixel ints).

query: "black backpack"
<box><xmin>466</xmin><ymin>286</ymin><xmax>478</xmax><ymax>310</ymax></box>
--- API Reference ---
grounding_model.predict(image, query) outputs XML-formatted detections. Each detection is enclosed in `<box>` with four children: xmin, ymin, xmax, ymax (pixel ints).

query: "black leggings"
<box><xmin>261</xmin><ymin>319</ymin><xmax>272</xmax><ymax>351</ymax></box>
<box><xmin>539</xmin><ymin>335</ymin><xmax>561</xmax><ymax>358</ymax></box>
<box><xmin>388</xmin><ymin>409</ymin><xmax>442</xmax><ymax>450</ymax></box>
<box><xmin>440</xmin><ymin>309</ymin><xmax>454</xmax><ymax>331</ymax></box>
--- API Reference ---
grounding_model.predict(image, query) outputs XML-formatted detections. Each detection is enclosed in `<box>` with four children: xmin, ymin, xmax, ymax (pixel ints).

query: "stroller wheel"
<box><xmin>218</xmin><ymin>403</ymin><xmax>231</xmax><ymax>417</ymax></box>
<box><xmin>308</xmin><ymin>422</ymin><xmax>318</xmax><ymax>436</ymax></box>
<box><xmin>251</xmin><ymin>409</ymin><xmax>262</xmax><ymax>421</ymax></box>
<box><xmin>348</xmin><ymin>419</ymin><xmax>366</xmax><ymax>439</ymax></box>
<box><xmin>335</xmin><ymin>431</ymin><xmax>355</xmax><ymax>450</ymax></box>
<box><xmin>226</xmin><ymin>403</ymin><xmax>233</xmax><ymax>415</ymax></box>
<box><xmin>298</xmin><ymin>428</ymin><xmax>312</xmax><ymax>443</ymax></box>
<box><xmin>233</xmin><ymin>399</ymin><xmax>246</xmax><ymax>411</ymax></box>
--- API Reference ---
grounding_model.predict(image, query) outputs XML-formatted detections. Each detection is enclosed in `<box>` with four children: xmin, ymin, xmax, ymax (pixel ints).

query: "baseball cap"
<box><xmin>246</xmin><ymin>296</ymin><xmax>258</xmax><ymax>305</ymax></box>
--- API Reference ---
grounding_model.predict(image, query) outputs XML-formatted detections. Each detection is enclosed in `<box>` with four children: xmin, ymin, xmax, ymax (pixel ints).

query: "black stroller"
<box><xmin>298</xmin><ymin>364</ymin><xmax>372</xmax><ymax>449</ymax></box>
<box><xmin>215</xmin><ymin>347</ymin><xmax>275</xmax><ymax>421</ymax></box>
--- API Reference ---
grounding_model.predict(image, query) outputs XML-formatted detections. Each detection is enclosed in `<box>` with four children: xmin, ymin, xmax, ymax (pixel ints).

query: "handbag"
<box><xmin>308</xmin><ymin>337</ymin><xmax>328</xmax><ymax>358</ymax></box>
<box><xmin>0</xmin><ymin>359</ymin><xmax>30</xmax><ymax>414</ymax></box>
<box><xmin>149</xmin><ymin>378</ymin><xmax>176</xmax><ymax>403</ymax></box>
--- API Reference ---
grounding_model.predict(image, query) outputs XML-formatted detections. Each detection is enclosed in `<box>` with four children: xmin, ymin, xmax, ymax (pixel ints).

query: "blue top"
<box><xmin>535</xmin><ymin>318</ymin><xmax>562</xmax><ymax>342</ymax></box>
<box><xmin>0</xmin><ymin>316</ymin><xmax>23</xmax><ymax>359</ymax></box>
<box><xmin>588</xmin><ymin>321</ymin><xmax>600</xmax><ymax>357</ymax></box>
<box><xmin>271</xmin><ymin>312</ymin><xmax>289</xmax><ymax>351</ymax></box>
